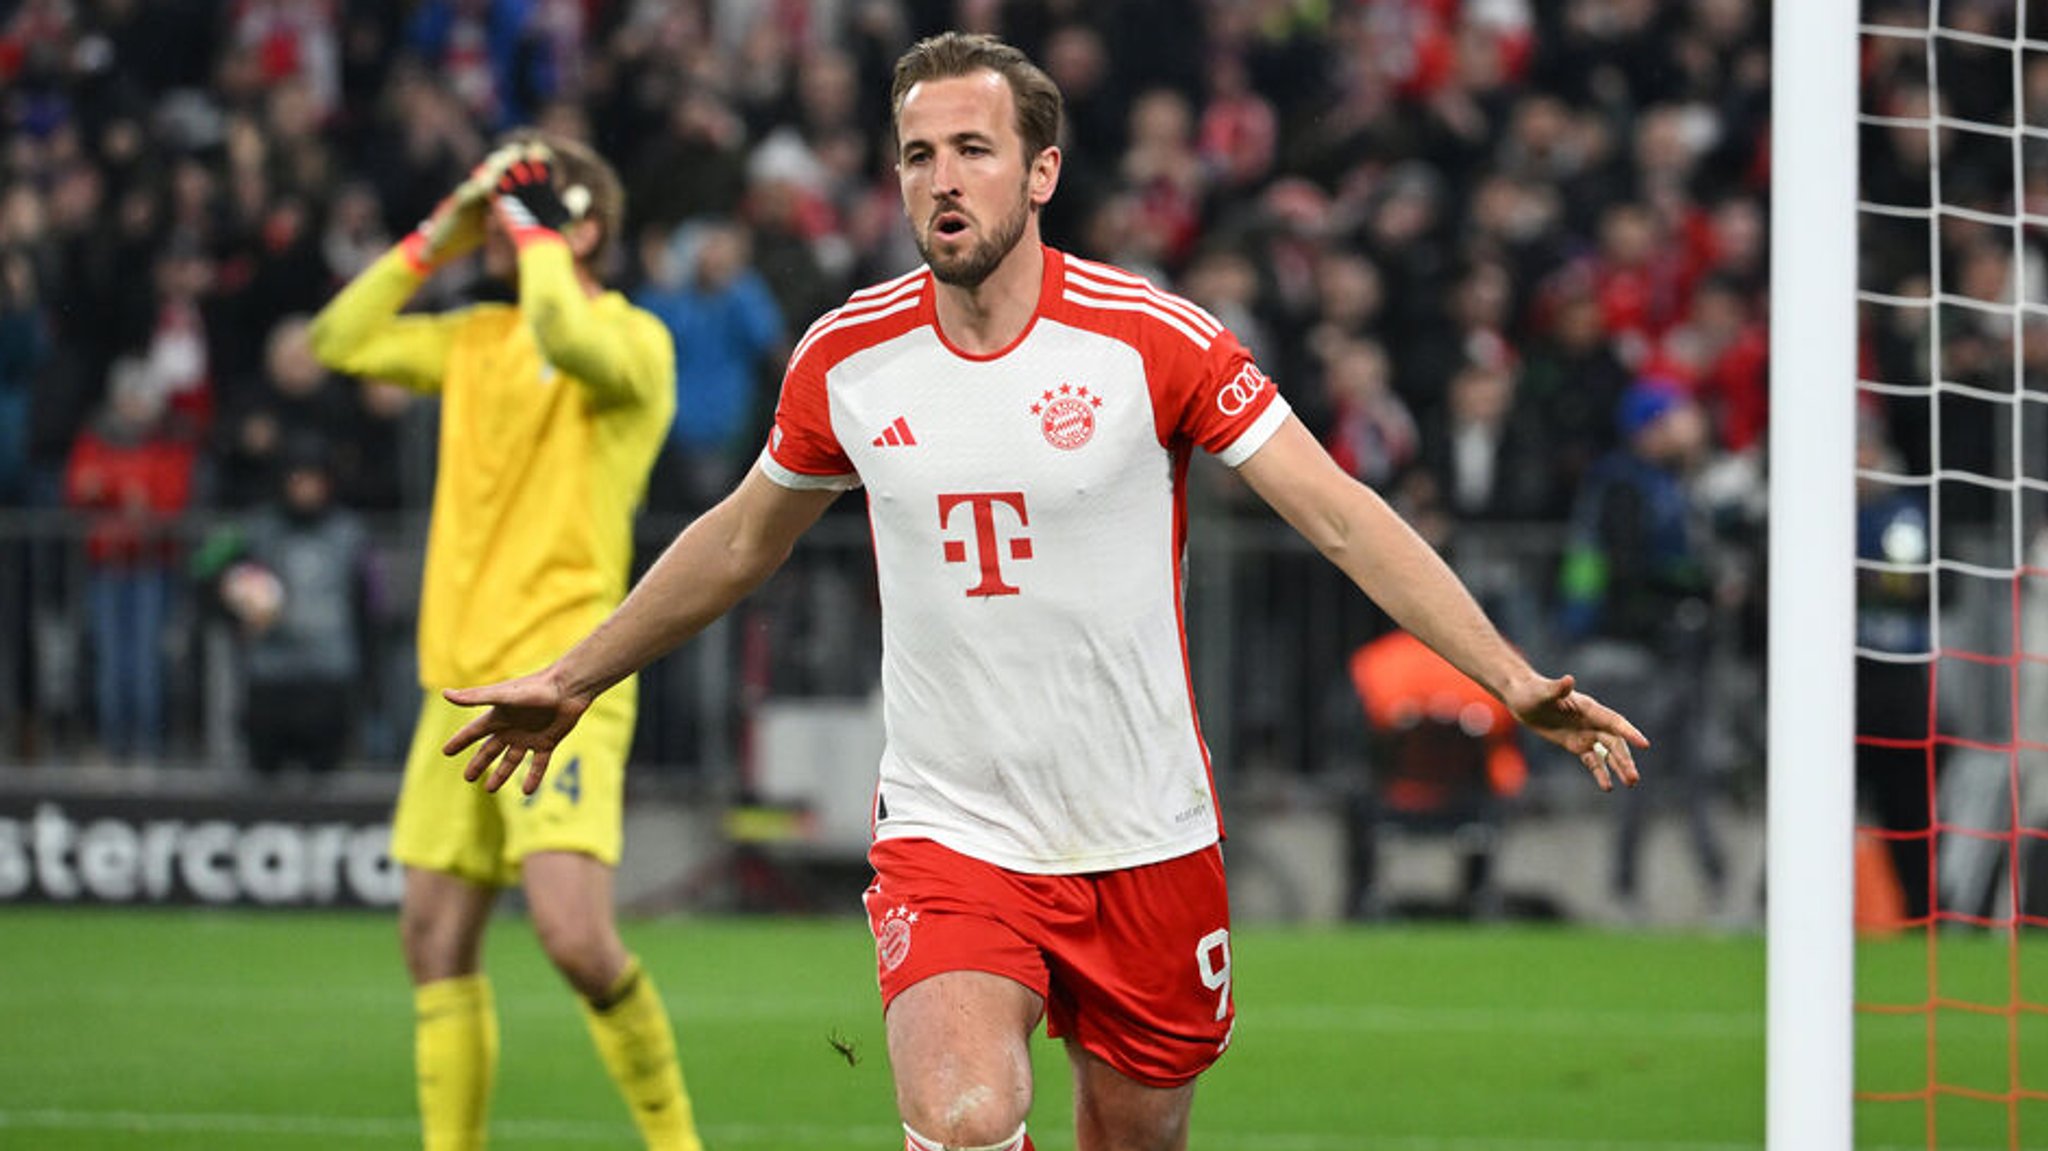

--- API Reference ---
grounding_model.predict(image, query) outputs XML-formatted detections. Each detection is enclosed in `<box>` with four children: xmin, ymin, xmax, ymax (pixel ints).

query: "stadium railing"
<box><xmin>0</xmin><ymin>504</ymin><xmax>1762</xmax><ymax>815</ymax></box>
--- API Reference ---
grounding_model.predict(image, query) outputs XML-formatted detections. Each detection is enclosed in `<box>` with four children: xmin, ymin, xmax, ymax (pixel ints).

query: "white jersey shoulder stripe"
<box><xmin>1065</xmin><ymin>258</ymin><xmax>1224</xmax><ymax>335</ymax></box>
<box><xmin>846</xmin><ymin>266</ymin><xmax>928</xmax><ymax>305</ymax></box>
<box><xmin>791</xmin><ymin>291</ymin><xmax>924</xmax><ymax>365</ymax></box>
<box><xmin>1068</xmin><ymin>270</ymin><xmax>1224</xmax><ymax>336</ymax></box>
<box><xmin>789</xmin><ymin>308</ymin><xmax>844</xmax><ymax>361</ymax></box>
<box><xmin>1061</xmin><ymin>287</ymin><xmax>1213</xmax><ymax>350</ymax></box>
<box><xmin>1064</xmin><ymin>253</ymin><xmax>1151</xmax><ymax>285</ymax></box>
<box><xmin>1064</xmin><ymin>270</ymin><xmax>1222</xmax><ymax>340</ymax></box>
<box><xmin>790</xmin><ymin>271</ymin><xmax>928</xmax><ymax>362</ymax></box>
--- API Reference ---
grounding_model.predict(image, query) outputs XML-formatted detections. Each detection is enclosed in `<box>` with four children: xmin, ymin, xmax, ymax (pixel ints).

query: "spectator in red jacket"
<box><xmin>64</xmin><ymin>358</ymin><xmax>195</xmax><ymax>759</ymax></box>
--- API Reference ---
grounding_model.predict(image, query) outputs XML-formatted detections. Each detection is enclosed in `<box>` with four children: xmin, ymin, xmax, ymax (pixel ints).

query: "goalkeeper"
<box><xmin>309</xmin><ymin>132</ymin><xmax>698</xmax><ymax>1151</ymax></box>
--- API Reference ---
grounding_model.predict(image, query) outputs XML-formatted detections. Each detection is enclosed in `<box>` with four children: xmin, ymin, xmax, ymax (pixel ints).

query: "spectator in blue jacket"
<box><xmin>1559</xmin><ymin>378</ymin><xmax>1728</xmax><ymax>915</ymax></box>
<box><xmin>0</xmin><ymin>245</ymin><xmax>46</xmax><ymax>504</ymax></box>
<box><xmin>635</xmin><ymin>219</ymin><xmax>784</xmax><ymax>514</ymax></box>
<box><xmin>405</xmin><ymin>0</ymin><xmax>558</xmax><ymax>132</ymax></box>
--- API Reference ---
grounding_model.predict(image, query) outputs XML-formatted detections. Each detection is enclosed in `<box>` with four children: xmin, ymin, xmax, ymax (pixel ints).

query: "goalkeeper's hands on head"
<box><xmin>490</xmin><ymin>143</ymin><xmax>590</xmax><ymax>249</ymax></box>
<box><xmin>398</xmin><ymin>145</ymin><xmax>522</xmax><ymax>274</ymax></box>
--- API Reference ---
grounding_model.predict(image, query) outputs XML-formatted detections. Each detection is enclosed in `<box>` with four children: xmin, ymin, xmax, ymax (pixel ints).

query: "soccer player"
<box><xmin>307</xmin><ymin>133</ymin><xmax>703</xmax><ymax>1151</ymax></box>
<box><xmin>442</xmin><ymin>35</ymin><xmax>1645</xmax><ymax>1151</ymax></box>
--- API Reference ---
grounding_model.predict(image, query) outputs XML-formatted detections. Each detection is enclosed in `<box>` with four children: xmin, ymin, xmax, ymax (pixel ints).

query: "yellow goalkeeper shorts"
<box><xmin>390</xmin><ymin>680</ymin><xmax>637</xmax><ymax>886</ymax></box>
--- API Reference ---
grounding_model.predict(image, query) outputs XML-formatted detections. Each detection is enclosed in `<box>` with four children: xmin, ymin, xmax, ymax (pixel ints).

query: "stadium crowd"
<box><xmin>0</xmin><ymin>0</ymin><xmax>1803</xmax><ymax>828</ymax></box>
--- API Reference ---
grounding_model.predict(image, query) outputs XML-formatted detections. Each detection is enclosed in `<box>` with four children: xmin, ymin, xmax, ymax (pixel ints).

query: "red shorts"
<box><xmin>863</xmin><ymin>837</ymin><xmax>1235</xmax><ymax>1088</ymax></box>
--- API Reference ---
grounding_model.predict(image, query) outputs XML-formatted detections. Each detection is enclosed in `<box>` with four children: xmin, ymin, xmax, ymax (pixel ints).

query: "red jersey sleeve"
<box><xmin>1159</xmin><ymin>326</ymin><xmax>1290</xmax><ymax>467</ymax></box>
<box><xmin>760</xmin><ymin>345</ymin><xmax>859</xmax><ymax>491</ymax></box>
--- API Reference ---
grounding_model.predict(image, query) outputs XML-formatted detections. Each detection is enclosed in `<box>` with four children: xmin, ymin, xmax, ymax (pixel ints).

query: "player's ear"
<box><xmin>1028</xmin><ymin>145</ymin><xmax>1061</xmax><ymax>209</ymax></box>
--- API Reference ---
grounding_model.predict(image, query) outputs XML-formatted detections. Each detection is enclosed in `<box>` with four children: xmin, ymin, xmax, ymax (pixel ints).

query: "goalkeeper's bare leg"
<box><xmin>400</xmin><ymin>868</ymin><xmax>500</xmax><ymax>1151</ymax></box>
<box><xmin>524</xmin><ymin>851</ymin><xmax>704</xmax><ymax>1151</ymax></box>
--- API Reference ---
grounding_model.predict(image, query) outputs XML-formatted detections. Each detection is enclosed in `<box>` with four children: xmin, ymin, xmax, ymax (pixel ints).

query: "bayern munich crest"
<box><xmin>1032</xmin><ymin>384</ymin><xmax>1102</xmax><ymax>450</ymax></box>
<box><xmin>877</xmin><ymin>903</ymin><xmax>917</xmax><ymax>973</ymax></box>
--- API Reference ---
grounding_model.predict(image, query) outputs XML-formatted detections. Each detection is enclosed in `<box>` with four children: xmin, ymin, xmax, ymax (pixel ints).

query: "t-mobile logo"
<box><xmin>937</xmin><ymin>491</ymin><xmax>1032</xmax><ymax>597</ymax></box>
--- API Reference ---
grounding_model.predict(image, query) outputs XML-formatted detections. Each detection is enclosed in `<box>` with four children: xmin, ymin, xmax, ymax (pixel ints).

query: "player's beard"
<box><xmin>918</xmin><ymin>179</ymin><xmax>1032</xmax><ymax>289</ymax></box>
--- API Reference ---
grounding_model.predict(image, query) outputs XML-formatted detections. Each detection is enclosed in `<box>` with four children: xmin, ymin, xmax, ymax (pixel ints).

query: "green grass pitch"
<box><xmin>0</xmin><ymin>909</ymin><xmax>2034</xmax><ymax>1149</ymax></box>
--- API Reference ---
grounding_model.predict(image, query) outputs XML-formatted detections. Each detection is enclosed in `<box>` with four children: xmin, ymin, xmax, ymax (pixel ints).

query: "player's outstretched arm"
<box><xmin>443</xmin><ymin>467</ymin><xmax>840</xmax><ymax>795</ymax></box>
<box><xmin>1236</xmin><ymin>415</ymin><xmax>1646</xmax><ymax>790</ymax></box>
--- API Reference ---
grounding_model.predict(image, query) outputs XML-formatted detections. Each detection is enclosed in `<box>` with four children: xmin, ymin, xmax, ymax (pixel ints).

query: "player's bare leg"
<box><xmin>887</xmin><ymin>970</ymin><xmax>1041</xmax><ymax>1148</ymax></box>
<box><xmin>524</xmin><ymin>851</ymin><xmax>704</xmax><ymax>1151</ymax></box>
<box><xmin>1065</xmin><ymin>1041</ymin><xmax>1194</xmax><ymax>1151</ymax></box>
<box><xmin>522</xmin><ymin>851</ymin><xmax>631</xmax><ymax>996</ymax></box>
<box><xmin>401</xmin><ymin>867</ymin><xmax>498</xmax><ymax>982</ymax></box>
<box><xmin>401</xmin><ymin>868</ymin><xmax>501</xmax><ymax>1151</ymax></box>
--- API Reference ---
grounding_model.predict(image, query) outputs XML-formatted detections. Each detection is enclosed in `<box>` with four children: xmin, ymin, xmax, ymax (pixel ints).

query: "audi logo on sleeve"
<box><xmin>1215</xmin><ymin>363</ymin><xmax>1271</xmax><ymax>417</ymax></box>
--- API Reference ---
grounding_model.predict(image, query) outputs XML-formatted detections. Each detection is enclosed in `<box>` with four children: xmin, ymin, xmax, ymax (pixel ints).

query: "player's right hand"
<box><xmin>441</xmin><ymin>669</ymin><xmax>592</xmax><ymax>795</ymax></box>
<box><xmin>399</xmin><ymin>145</ymin><xmax>524</xmax><ymax>273</ymax></box>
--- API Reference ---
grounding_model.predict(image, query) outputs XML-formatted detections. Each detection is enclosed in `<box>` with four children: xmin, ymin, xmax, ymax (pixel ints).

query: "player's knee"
<box><xmin>903</xmin><ymin>1119</ymin><xmax>1028</xmax><ymax>1151</ymax></box>
<box><xmin>899</xmin><ymin>1079</ymin><xmax>1030</xmax><ymax>1150</ymax></box>
<box><xmin>398</xmin><ymin>906</ymin><xmax>477</xmax><ymax>983</ymax></box>
<box><xmin>531</xmin><ymin>916</ymin><xmax>618</xmax><ymax>998</ymax></box>
<box><xmin>901</xmin><ymin>1073</ymin><xmax>1032</xmax><ymax>1138</ymax></box>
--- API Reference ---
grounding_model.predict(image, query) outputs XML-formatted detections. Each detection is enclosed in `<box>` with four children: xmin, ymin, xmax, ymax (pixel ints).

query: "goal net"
<box><xmin>1802</xmin><ymin>0</ymin><xmax>2048</xmax><ymax>1147</ymax></box>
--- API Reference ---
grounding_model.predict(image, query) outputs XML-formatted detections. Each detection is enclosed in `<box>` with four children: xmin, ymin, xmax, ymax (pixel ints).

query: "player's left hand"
<box><xmin>1504</xmin><ymin>674</ymin><xmax>1646</xmax><ymax>792</ymax></box>
<box><xmin>490</xmin><ymin>143</ymin><xmax>572</xmax><ymax>240</ymax></box>
<box><xmin>441</xmin><ymin>670</ymin><xmax>592</xmax><ymax>796</ymax></box>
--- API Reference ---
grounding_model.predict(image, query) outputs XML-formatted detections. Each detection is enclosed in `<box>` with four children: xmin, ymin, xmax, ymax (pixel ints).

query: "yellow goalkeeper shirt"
<box><xmin>310</xmin><ymin>242</ymin><xmax>675</xmax><ymax>690</ymax></box>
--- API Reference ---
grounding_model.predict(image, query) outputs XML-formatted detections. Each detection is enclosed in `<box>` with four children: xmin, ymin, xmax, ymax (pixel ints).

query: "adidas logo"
<box><xmin>872</xmin><ymin>417</ymin><xmax>918</xmax><ymax>447</ymax></box>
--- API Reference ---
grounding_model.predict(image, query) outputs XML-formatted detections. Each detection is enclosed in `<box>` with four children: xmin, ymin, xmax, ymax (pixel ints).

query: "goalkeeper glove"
<box><xmin>398</xmin><ymin>146</ymin><xmax>522</xmax><ymax>273</ymax></box>
<box><xmin>491</xmin><ymin>144</ymin><xmax>577</xmax><ymax>248</ymax></box>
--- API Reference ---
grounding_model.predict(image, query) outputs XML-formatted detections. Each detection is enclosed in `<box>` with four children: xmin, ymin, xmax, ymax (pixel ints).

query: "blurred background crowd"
<box><xmin>0</xmin><ymin>0</ymin><xmax>1899</xmax><ymax>917</ymax></box>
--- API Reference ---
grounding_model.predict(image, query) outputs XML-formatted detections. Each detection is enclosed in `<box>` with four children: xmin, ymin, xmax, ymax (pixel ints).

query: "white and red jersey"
<box><xmin>759</xmin><ymin>249</ymin><xmax>1290</xmax><ymax>874</ymax></box>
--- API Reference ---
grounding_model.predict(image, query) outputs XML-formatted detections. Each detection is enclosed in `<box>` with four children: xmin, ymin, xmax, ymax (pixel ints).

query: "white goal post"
<box><xmin>1767</xmin><ymin>0</ymin><xmax>1859</xmax><ymax>1148</ymax></box>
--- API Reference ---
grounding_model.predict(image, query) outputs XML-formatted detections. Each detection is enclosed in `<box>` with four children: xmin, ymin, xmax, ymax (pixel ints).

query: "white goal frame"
<box><xmin>1767</xmin><ymin>0</ymin><xmax>1859</xmax><ymax>1148</ymax></box>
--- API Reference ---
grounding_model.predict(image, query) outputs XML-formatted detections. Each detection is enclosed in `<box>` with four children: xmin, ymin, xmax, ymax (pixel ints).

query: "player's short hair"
<box><xmin>495</xmin><ymin>128</ymin><xmax>625</xmax><ymax>272</ymax></box>
<box><xmin>890</xmin><ymin>32</ymin><xmax>1063</xmax><ymax>162</ymax></box>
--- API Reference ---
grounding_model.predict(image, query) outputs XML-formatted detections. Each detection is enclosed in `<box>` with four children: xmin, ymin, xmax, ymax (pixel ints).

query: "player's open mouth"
<box><xmin>933</xmin><ymin>213</ymin><xmax>970</xmax><ymax>238</ymax></box>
